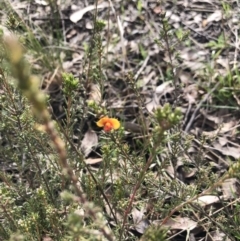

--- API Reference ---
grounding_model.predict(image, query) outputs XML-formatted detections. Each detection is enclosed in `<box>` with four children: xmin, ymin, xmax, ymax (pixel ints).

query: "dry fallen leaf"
<box><xmin>221</xmin><ymin>178</ymin><xmax>240</xmax><ymax>199</ymax></box>
<box><xmin>153</xmin><ymin>6</ymin><xmax>163</xmax><ymax>14</ymax></box>
<box><xmin>202</xmin><ymin>121</ymin><xmax>237</xmax><ymax>137</ymax></box>
<box><xmin>193</xmin><ymin>195</ymin><xmax>221</xmax><ymax>207</ymax></box>
<box><xmin>85</xmin><ymin>158</ymin><xmax>103</xmax><ymax>165</ymax></box>
<box><xmin>35</xmin><ymin>0</ymin><xmax>48</xmax><ymax>5</ymax></box>
<box><xmin>80</xmin><ymin>129</ymin><xmax>98</xmax><ymax>157</ymax></box>
<box><xmin>131</xmin><ymin>207</ymin><xmax>150</xmax><ymax>234</ymax></box>
<box><xmin>87</xmin><ymin>83</ymin><xmax>102</xmax><ymax>104</ymax></box>
<box><xmin>70</xmin><ymin>2</ymin><xmax>109</xmax><ymax>23</ymax></box>
<box><xmin>155</xmin><ymin>81</ymin><xmax>174</xmax><ymax>95</ymax></box>
<box><xmin>42</xmin><ymin>237</ymin><xmax>53</xmax><ymax>241</ymax></box>
<box><xmin>206</xmin><ymin>230</ymin><xmax>231</xmax><ymax>241</ymax></box>
<box><xmin>204</xmin><ymin>10</ymin><xmax>222</xmax><ymax>27</ymax></box>
<box><xmin>145</xmin><ymin>95</ymin><xmax>161</xmax><ymax>113</ymax></box>
<box><xmin>153</xmin><ymin>216</ymin><xmax>197</xmax><ymax>231</ymax></box>
<box><xmin>212</xmin><ymin>142</ymin><xmax>240</xmax><ymax>159</ymax></box>
<box><xmin>218</xmin><ymin>137</ymin><xmax>228</xmax><ymax>147</ymax></box>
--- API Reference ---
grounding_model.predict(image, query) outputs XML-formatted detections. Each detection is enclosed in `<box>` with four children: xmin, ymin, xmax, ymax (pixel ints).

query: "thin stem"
<box><xmin>119</xmin><ymin>138</ymin><xmax>161</xmax><ymax>240</ymax></box>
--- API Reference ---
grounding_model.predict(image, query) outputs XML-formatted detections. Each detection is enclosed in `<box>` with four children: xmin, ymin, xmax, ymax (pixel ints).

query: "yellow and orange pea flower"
<box><xmin>96</xmin><ymin>116</ymin><xmax>120</xmax><ymax>132</ymax></box>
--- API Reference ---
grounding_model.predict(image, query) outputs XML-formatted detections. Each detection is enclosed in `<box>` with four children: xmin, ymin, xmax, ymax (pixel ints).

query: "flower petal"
<box><xmin>97</xmin><ymin>116</ymin><xmax>120</xmax><ymax>132</ymax></box>
<box><xmin>109</xmin><ymin>118</ymin><xmax>120</xmax><ymax>129</ymax></box>
<box><xmin>103</xmin><ymin>122</ymin><xmax>113</xmax><ymax>132</ymax></box>
<box><xmin>96</xmin><ymin>116</ymin><xmax>108</xmax><ymax>127</ymax></box>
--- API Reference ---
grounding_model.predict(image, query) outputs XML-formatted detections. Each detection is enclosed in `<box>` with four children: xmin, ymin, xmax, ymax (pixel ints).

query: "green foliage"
<box><xmin>207</xmin><ymin>34</ymin><xmax>227</xmax><ymax>50</ymax></box>
<box><xmin>62</xmin><ymin>73</ymin><xmax>79</xmax><ymax>96</ymax></box>
<box><xmin>141</xmin><ymin>226</ymin><xmax>168</xmax><ymax>241</ymax></box>
<box><xmin>94</xmin><ymin>20</ymin><xmax>106</xmax><ymax>33</ymax></box>
<box><xmin>153</xmin><ymin>103</ymin><xmax>182</xmax><ymax>142</ymax></box>
<box><xmin>155</xmin><ymin>103</ymin><xmax>182</xmax><ymax>133</ymax></box>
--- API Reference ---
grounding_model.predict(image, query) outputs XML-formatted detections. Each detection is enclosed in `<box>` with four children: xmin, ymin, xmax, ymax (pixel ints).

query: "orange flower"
<box><xmin>96</xmin><ymin>116</ymin><xmax>120</xmax><ymax>132</ymax></box>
